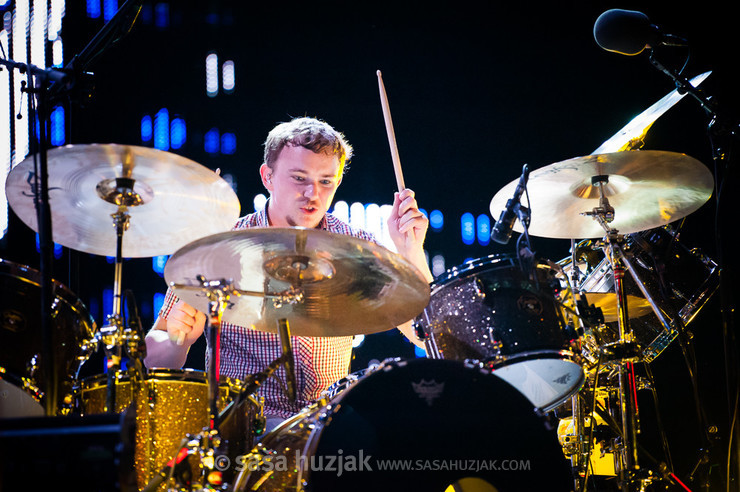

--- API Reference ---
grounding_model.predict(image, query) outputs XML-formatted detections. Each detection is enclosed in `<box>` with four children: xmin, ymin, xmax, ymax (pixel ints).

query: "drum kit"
<box><xmin>0</xmin><ymin>72</ymin><xmax>721</xmax><ymax>492</ymax></box>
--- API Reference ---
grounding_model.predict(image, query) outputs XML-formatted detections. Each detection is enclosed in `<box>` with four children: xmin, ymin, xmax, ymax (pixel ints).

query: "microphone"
<box><xmin>283</xmin><ymin>347</ymin><xmax>297</xmax><ymax>401</ymax></box>
<box><xmin>277</xmin><ymin>319</ymin><xmax>297</xmax><ymax>401</ymax></box>
<box><xmin>491</xmin><ymin>164</ymin><xmax>529</xmax><ymax>245</ymax></box>
<box><xmin>594</xmin><ymin>9</ymin><xmax>687</xmax><ymax>56</ymax></box>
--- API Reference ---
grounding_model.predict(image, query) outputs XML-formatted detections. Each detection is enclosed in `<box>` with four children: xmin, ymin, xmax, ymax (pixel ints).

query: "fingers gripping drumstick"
<box><xmin>377</xmin><ymin>70</ymin><xmax>406</xmax><ymax>193</ymax></box>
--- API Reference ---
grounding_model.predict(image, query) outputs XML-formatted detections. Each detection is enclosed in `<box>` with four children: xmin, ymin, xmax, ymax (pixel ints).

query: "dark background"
<box><xmin>2</xmin><ymin>1</ymin><xmax>739</xmax><ymax>490</ymax></box>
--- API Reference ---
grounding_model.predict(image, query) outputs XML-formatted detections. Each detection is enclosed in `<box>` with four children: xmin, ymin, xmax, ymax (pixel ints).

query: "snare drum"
<box><xmin>415</xmin><ymin>255</ymin><xmax>584</xmax><ymax>411</ymax></box>
<box><xmin>1</xmin><ymin>259</ymin><xmax>97</xmax><ymax>417</ymax></box>
<box><xmin>233</xmin><ymin>358</ymin><xmax>572</xmax><ymax>491</ymax></box>
<box><xmin>79</xmin><ymin>368</ymin><xmax>261</xmax><ymax>490</ymax></box>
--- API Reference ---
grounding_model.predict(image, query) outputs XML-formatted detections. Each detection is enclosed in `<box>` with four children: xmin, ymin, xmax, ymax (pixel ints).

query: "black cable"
<box><xmin>644</xmin><ymin>362</ymin><xmax>675</xmax><ymax>473</ymax></box>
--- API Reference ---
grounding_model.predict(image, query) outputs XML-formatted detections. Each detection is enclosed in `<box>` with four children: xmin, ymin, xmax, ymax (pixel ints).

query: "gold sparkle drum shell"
<box><xmin>78</xmin><ymin>368</ymin><xmax>260</xmax><ymax>490</ymax></box>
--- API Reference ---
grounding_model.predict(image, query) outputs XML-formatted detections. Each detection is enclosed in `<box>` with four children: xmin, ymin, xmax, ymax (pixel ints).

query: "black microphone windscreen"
<box><xmin>593</xmin><ymin>9</ymin><xmax>656</xmax><ymax>56</ymax></box>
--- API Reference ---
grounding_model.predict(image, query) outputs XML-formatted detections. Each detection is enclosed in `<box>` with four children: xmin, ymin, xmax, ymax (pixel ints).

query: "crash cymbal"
<box><xmin>583</xmin><ymin>292</ymin><xmax>653</xmax><ymax>322</ymax></box>
<box><xmin>592</xmin><ymin>71</ymin><xmax>711</xmax><ymax>154</ymax></box>
<box><xmin>164</xmin><ymin>227</ymin><xmax>431</xmax><ymax>337</ymax></box>
<box><xmin>489</xmin><ymin>150</ymin><xmax>713</xmax><ymax>239</ymax></box>
<box><xmin>5</xmin><ymin>144</ymin><xmax>240</xmax><ymax>257</ymax></box>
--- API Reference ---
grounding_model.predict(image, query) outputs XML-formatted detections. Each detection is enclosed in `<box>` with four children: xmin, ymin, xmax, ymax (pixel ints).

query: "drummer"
<box><xmin>144</xmin><ymin>116</ymin><xmax>433</xmax><ymax>431</ymax></box>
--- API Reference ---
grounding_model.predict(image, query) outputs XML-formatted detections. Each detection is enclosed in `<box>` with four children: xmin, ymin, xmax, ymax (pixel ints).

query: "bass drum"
<box><xmin>233</xmin><ymin>359</ymin><xmax>573</xmax><ymax>492</ymax></box>
<box><xmin>0</xmin><ymin>259</ymin><xmax>98</xmax><ymax>417</ymax></box>
<box><xmin>415</xmin><ymin>255</ymin><xmax>583</xmax><ymax>411</ymax></box>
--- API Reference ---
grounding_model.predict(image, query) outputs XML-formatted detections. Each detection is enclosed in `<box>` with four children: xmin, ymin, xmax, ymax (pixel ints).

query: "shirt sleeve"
<box><xmin>157</xmin><ymin>287</ymin><xmax>180</xmax><ymax>320</ymax></box>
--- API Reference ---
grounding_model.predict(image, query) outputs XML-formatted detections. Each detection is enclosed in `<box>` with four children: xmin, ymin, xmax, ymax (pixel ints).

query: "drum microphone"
<box><xmin>491</xmin><ymin>164</ymin><xmax>529</xmax><ymax>245</ymax></box>
<box><xmin>277</xmin><ymin>319</ymin><xmax>297</xmax><ymax>401</ymax></box>
<box><xmin>594</xmin><ymin>9</ymin><xmax>688</xmax><ymax>56</ymax></box>
<box><xmin>284</xmin><ymin>350</ymin><xmax>297</xmax><ymax>401</ymax></box>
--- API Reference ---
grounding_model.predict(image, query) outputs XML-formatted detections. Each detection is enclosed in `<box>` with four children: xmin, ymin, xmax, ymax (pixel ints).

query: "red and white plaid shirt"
<box><xmin>157</xmin><ymin>206</ymin><xmax>377</xmax><ymax>418</ymax></box>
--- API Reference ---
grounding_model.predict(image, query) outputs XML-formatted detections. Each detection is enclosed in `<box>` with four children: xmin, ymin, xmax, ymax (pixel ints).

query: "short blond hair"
<box><xmin>263</xmin><ymin>117</ymin><xmax>353</xmax><ymax>175</ymax></box>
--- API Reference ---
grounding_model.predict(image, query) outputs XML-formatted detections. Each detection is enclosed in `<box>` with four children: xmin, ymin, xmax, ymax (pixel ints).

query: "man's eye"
<box><xmin>293</xmin><ymin>176</ymin><xmax>305</xmax><ymax>182</ymax></box>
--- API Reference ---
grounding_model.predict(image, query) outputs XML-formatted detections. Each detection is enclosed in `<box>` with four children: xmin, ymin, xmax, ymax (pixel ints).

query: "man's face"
<box><xmin>260</xmin><ymin>145</ymin><xmax>343</xmax><ymax>228</ymax></box>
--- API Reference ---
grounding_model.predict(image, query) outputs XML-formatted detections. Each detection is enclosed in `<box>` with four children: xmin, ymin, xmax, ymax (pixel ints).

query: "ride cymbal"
<box><xmin>5</xmin><ymin>144</ymin><xmax>240</xmax><ymax>257</ymax></box>
<box><xmin>489</xmin><ymin>150</ymin><xmax>713</xmax><ymax>239</ymax></box>
<box><xmin>164</xmin><ymin>227</ymin><xmax>431</xmax><ymax>337</ymax></box>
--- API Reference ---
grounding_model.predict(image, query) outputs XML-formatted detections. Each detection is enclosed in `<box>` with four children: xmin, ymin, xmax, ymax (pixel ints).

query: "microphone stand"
<box><xmin>0</xmin><ymin>58</ymin><xmax>71</xmax><ymax>416</ymax></box>
<box><xmin>0</xmin><ymin>0</ymin><xmax>143</xmax><ymax>417</ymax></box>
<box><xmin>646</xmin><ymin>47</ymin><xmax>739</xmax><ymax>490</ymax></box>
<box><xmin>647</xmin><ymin>51</ymin><xmax>717</xmax><ymax>116</ymax></box>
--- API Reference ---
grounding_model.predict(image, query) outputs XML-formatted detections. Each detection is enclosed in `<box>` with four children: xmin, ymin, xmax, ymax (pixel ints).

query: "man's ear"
<box><xmin>260</xmin><ymin>163</ymin><xmax>273</xmax><ymax>191</ymax></box>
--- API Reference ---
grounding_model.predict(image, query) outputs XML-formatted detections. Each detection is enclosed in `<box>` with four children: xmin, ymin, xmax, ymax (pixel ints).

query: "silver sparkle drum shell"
<box><xmin>416</xmin><ymin>255</ymin><xmax>584</xmax><ymax>411</ymax></box>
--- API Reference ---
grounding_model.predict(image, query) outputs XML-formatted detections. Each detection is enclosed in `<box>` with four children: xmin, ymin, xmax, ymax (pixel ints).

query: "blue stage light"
<box><xmin>204</xmin><ymin>128</ymin><xmax>219</xmax><ymax>153</ymax></box>
<box><xmin>477</xmin><ymin>214</ymin><xmax>491</xmax><ymax>246</ymax></box>
<box><xmin>50</xmin><ymin>106</ymin><xmax>65</xmax><ymax>146</ymax></box>
<box><xmin>221</xmin><ymin>132</ymin><xmax>236</xmax><ymax>154</ymax></box>
<box><xmin>461</xmin><ymin>212</ymin><xmax>475</xmax><ymax>245</ymax></box>
<box><xmin>170</xmin><ymin>117</ymin><xmax>186</xmax><ymax>149</ymax></box>
<box><xmin>154</xmin><ymin>108</ymin><xmax>169</xmax><ymax>150</ymax></box>
<box><xmin>141</xmin><ymin>115</ymin><xmax>152</xmax><ymax>143</ymax></box>
<box><xmin>429</xmin><ymin>209</ymin><xmax>443</xmax><ymax>230</ymax></box>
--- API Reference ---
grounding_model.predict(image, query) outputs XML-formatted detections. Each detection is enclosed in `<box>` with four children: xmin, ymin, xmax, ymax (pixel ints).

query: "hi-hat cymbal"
<box><xmin>489</xmin><ymin>150</ymin><xmax>713</xmax><ymax>239</ymax></box>
<box><xmin>164</xmin><ymin>227</ymin><xmax>431</xmax><ymax>337</ymax></box>
<box><xmin>592</xmin><ymin>71</ymin><xmax>711</xmax><ymax>154</ymax></box>
<box><xmin>5</xmin><ymin>144</ymin><xmax>240</xmax><ymax>257</ymax></box>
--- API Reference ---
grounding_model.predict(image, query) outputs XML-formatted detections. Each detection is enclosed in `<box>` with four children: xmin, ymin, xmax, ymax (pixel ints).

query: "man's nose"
<box><xmin>304</xmin><ymin>182</ymin><xmax>318</xmax><ymax>199</ymax></box>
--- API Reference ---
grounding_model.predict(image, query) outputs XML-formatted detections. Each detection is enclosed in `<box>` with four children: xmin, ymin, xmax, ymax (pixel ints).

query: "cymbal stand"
<box><xmin>157</xmin><ymin>276</ymin><xmax>302</xmax><ymax>490</ymax></box>
<box><xmin>582</xmin><ymin>176</ymin><xmax>642</xmax><ymax>491</ymax></box>
<box><xmin>189</xmin><ymin>275</ymin><xmax>235</xmax><ymax>431</ymax></box>
<box><xmin>140</xmin><ymin>276</ymin><xmax>235</xmax><ymax>491</ymax></box>
<box><xmin>564</xmin><ymin>238</ymin><xmax>592</xmax><ymax>490</ymax></box>
<box><xmin>96</xmin><ymin>176</ymin><xmax>149</xmax><ymax>412</ymax></box>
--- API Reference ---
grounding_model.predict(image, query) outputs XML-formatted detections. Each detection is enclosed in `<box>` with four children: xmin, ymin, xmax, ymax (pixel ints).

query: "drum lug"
<box><xmin>21</xmin><ymin>375</ymin><xmax>43</xmax><ymax>402</ymax></box>
<box><xmin>59</xmin><ymin>392</ymin><xmax>75</xmax><ymax>415</ymax></box>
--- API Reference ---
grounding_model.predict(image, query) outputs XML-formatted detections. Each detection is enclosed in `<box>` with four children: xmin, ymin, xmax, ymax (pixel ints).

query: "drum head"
<box><xmin>306</xmin><ymin>359</ymin><xmax>572</xmax><ymax>490</ymax></box>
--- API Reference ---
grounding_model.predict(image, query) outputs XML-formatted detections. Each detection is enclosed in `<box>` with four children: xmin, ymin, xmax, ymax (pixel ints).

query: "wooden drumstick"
<box><xmin>377</xmin><ymin>70</ymin><xmax>406</xmax><ymax>192</ymax></box>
